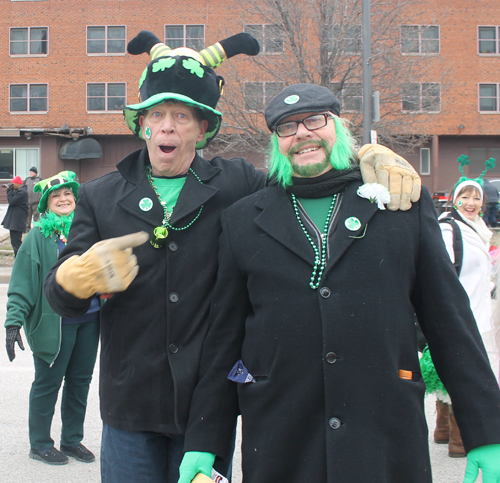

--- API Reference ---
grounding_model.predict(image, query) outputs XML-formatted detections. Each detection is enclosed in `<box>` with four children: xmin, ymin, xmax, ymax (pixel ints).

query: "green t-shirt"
<box><xmin>151</xmin><ymin>176</ymin><xmax>187</xmax><ymax>213</ymax></box>
<box><xmin>297</xmin><ymin>196</ymin><xmax>335</xmax><ymax>230</ymax></box>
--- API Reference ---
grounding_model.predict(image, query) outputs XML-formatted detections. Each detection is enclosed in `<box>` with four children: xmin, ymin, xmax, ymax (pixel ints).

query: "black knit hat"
<box><xmin>265</xmin><ymin>84</ymin><xmax>341</xmax><ymax>132</ymax></box>
<box><xmin>30</xmin><ymin>166</ymin><xmax>38</xmax><ymax>174</ymax></box>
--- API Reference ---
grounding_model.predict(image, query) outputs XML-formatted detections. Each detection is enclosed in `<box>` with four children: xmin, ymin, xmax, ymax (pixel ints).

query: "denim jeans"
<box><xmin>101</xmin><ymin>423</ymin><xmax>233</xmax><ymax>483</ymax></box>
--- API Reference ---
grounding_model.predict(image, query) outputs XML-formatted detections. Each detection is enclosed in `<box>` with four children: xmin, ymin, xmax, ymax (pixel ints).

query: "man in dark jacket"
<box><xmin>179</xmin><ymin>85</ymin><xmax>500</xmax><ymax>483</ymax></box>
<box><xmin>482</xmin><ymin>178</ymin><xmax>499</xmax><ymax>227</ymax></box>
<box><xmin>44</xmin><ymin>33</ymin><xmax>421</xmax><ymax>483</ymax></box>
<box><xmin>24</xmin><ymin>166</ymin><xmax>42</xmax><ymax>232</ymax></box>
<box><xmin>2</xmin><ymin>176</ymin><xmax>28</xmax><ymax>256</ymax></box>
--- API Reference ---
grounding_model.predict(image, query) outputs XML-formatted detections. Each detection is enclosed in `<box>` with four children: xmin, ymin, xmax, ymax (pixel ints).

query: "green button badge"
<box><xmin>345</xmin><ymin>217</ymin><xmax>361</xmax><ymax>231</ymax></box>
<box><xmin>139</xmin><ymin>197</ymin><xmax>153</xmax><ymax>211</ymax></box>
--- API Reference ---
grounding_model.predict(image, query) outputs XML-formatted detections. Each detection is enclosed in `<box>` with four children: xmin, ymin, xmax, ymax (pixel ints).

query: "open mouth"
<box><xmin>160</xmin><ymin>145</ymin><xmax>176</xmax><ymax>154</ymax></box>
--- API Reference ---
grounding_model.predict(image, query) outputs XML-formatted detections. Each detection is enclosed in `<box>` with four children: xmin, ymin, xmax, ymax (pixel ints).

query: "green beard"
<box><xmin>289</xmin><ymin>140</ymin><xmax>331</xmax><ymax>177</ymax></box>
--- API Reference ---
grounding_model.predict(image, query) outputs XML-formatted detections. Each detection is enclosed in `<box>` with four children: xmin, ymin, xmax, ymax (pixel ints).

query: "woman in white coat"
<box><xmin>427</xmin><ymin>179</ymin><xmax>494</xmax><ymax>458</ymax></box>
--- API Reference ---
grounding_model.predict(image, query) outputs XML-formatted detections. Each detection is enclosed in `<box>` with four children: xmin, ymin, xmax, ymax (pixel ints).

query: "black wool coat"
<box><xmin>2</xmin><ymin>185</ymin><xmax>28</xmax><ymax>232</ymax></box>
<box><xmin>44</xmin><ymin>148</ymin><xmax>265</xmax><ymax>435</ymax></box>
<box><xmin>185</xmin><ymin>181</ymin><xmax>500</xmax><ymax>483</ymax></box>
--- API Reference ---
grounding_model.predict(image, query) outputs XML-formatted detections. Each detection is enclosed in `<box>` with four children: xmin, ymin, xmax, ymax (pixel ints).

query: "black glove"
<box><xmin>6</xmin><ymin>326</ymin><xmax>25</xmax><ymax>362</ymax></box>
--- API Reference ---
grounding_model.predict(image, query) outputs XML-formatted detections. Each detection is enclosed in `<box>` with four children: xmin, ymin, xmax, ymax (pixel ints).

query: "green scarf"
<box><xmin>33</xmin><ymin>211</ymin><xmax>74</xmax><ymax>239</ymax></box>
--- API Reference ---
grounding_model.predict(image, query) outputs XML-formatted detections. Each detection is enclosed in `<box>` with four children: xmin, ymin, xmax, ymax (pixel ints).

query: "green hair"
<box><xmin>267</xmin><ymin>116</ymin><xmax>357</xmax><ymax>188</ymax></box>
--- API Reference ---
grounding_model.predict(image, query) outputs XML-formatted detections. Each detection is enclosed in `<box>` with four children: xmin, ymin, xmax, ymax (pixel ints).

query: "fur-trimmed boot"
<box><xmin>448</xmin><ymin>409</ymin><xmax>466</xmax><ymax>457</ymax></box>
<box><xmin>433</xmin><ymin>399</ymin><xmax>450</xmax><ymax>444</ymax></box>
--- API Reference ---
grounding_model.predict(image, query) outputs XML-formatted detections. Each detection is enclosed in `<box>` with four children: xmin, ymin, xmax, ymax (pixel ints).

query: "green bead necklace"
<box><xmin>145</xmin><ymin>165</ymin><xmax>204</xmax><ymax>248</ymax></box>
<box><xmin>291</xmin><ymin>193</ymin><xmax>338</xmax><ymax>290</ymax></box>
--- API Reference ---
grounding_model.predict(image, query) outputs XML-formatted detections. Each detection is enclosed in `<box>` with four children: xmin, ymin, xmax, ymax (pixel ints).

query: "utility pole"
<box><xmin>362</xmin><ymin>0</ymin><xmax>372</xmax><ymax>144</ymax></box>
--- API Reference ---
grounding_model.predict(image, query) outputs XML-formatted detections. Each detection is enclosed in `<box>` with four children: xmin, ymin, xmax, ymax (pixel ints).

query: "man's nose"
<box><xmin>160</xmin><ymin>114</ymin><xmax>175</xmax><ymax>132</ymax></box>
<box><xmin>295</xmin><ymin>121</ymin><xmax>311</xmax><ymax>138</ymax></box>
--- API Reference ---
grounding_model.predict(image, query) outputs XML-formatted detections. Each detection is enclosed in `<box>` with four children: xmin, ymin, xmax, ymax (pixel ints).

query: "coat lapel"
<box><xmin>254</xmin><ymin>186</ymin><xmax>316</xmax><ymax>264</ymax></box>
<box><xmin>115</xmin><ymin>152</ymin><xmax>221</xmax><ymax>228</ymax></box>
<box><xmin>325</xmin><ymin>181</ymin><xmax>380</xmax><ymax>273</ymax></box>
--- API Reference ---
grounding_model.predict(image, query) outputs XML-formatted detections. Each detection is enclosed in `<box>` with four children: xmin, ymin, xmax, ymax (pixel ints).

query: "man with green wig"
<box><xmin>179</xmin><ymin>84</ymin><xmax>500</xmax><ymax>483</ymax></box>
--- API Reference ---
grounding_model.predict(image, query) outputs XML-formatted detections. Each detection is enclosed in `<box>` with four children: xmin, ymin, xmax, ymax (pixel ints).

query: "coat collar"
<box><xmin>254</xmin><ymin>181</ymin><xmax>380</xmax><ymax>271</ymax></box>
<box><xmin>116</xmin><ymin>148</ymin><xmax>221</xmax><ymax>227</ymax></box>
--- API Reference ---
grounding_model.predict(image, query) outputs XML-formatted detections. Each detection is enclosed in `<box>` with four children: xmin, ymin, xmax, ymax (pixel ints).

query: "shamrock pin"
<box><xmin>182</xmin><ymin>58</ymin><xmax>205</xmax><ymax>78</ymax></box>
<box><xmin>139</xmin><ymin>197</ymin><xmax>153</xmax><ymax>211</ymax></box>
<box><xmin>345</xmin><ymin>217</ymin><xmax>362</xmax><ymax>231</ymax></box>
<box><xmin>152</xmin><ymin>57</ymin><xmax>176</xmax><ymax>73</ymax></box>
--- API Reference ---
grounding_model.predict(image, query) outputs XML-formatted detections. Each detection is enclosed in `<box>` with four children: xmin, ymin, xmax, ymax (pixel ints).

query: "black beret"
<box><xmin>265</xmin><ymin>84</ymin><xmax>341</xmax><ymax>131</ymax></box>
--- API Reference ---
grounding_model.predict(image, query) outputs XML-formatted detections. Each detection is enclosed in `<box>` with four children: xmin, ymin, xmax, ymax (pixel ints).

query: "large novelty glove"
<box><xmin>178</xmin><ymin>451</ymin><xmax>216</xmax><ymax>483</ymax></box>
<box><xmin>358</xmin><ymin>144</ymin><xmax>421</xmax><ymax>211</ymax></box>
<box><xmin>55</xmin><ymin>231</ymin><xmax>149</xmax><ymax>300</ymax></box>
<box><xmin>6</xmin><ymin>326</ymin><xmax>24</xmax><ymax>362</ymax></box>
<box><xmin>464</xmin><ymin>444</ymin><xmax>500</xmax><ymax>483</ymax></box>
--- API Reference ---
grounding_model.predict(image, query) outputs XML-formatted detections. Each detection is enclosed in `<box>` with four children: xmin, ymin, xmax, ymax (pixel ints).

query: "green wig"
<box><xmin>267</xmin><ymin>116</ymin><xmax>357</xmax><ymax>188</ymax></box>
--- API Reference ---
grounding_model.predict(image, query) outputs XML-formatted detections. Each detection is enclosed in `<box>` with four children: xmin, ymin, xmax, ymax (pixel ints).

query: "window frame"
<box><xmin>328</xmin><ymin>25</ymin><xmax>362</xmax><ymax>55</ymax></box>
<box><xmin>0</xmin><ymin>148</ymin><xmax>40</xmax><ymax>181</ymax></box>
<box><xmin>478</xmin><ymin>83</ymin><xmax>500</xmax><ymax>113</ymax></box>
<box><xmin>10</xmin><ymin>26</ymin><xmax>48</xmax><ymax>56</ymax></box>
<box><xmin>420</xmin><ymin>148</ymin><xmax>431</xmax><ymax>175</ymax></box>
<box><xmin>86</xmin><ymin>25</ymin><xmax>127</xmax><ymax>56</ymax></box>
<box><xmin>244</xmin><ymin>24</ymin><xmax>284</xmax><ymax>54</ymax></box>
<box><xmin>86</xmin><ymin>82</ymin><xmax>127</xmax><ymax>113</ymax></box>
<box><xmin>401</xmin><ymin>25</ymin><xmax>440</xmax><ymax>55</ymax></box>
<box><xmin>478</xmin><ymin>26</ymin><xmax>500</xmax><ymax>55</ymax></box>
<box><xmin>401</xmin><ymin>82</ymin><xmax>441</xmax><ymax>113</ymax></box>
<box><xmin>9</xmin><ymin>83</ymin><xmax>48</xmax><ymax>114</ymax></box>
<box><xmin>244</xmin><ymin>81</ymin><xmax>285</xmax><ymax>112</ymax></box>
<box><xmin>331</xmin><ymin>82</ymin><xmax>363</xmax><ymax>112</ymax></box>
<box><xmin>164</xmin><ymin>25</ymin><xmax>205</xmax><ymax>51</ymax></box>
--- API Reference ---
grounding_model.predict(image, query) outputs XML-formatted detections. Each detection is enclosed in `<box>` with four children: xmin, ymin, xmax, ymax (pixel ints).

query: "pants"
<box><xmin>26</xmin><ymin>203</ymin><xmax>40</xmax><ymax>232</ymax></box>
<box><xmin>9</xmin><ymin>230</ymin><xmax>23</xmax><ymax>257</ymax></box>
<box><xmin>485</xmin><ymin>202</ymin><xmax>498</xmax><ymax>227</ymax></box>
<box><xmin>101</xmin><ymin>423</ymin><xmax>234</xmax><ymax>483</ymax></box>
<box><xmin>29</xmin><ymin>318</ymin><xmax>99</xmax><ymax>450</ymax></box>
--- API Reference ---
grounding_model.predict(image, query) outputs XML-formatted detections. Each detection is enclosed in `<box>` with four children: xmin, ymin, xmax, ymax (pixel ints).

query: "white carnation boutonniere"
<box><xmin>357</xmin><ymin>183</ymin><xmax>391</xmax><ymax>210</ymax></box>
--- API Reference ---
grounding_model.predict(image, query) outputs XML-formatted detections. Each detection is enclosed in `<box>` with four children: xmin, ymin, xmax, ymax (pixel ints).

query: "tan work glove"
<box><xmin>55</xmin><ymin>231</ymin><xmax>149</xmax><ymax>299</ymax></box>
<box><xmin>358</xmin><ymin>144</ymin><xmax>421</xmax><ymax>211</ymax></box>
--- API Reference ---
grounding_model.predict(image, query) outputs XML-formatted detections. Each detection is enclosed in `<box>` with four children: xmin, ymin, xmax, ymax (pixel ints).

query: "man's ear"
<box><xmin>197</xmin><ymin>119</ymin><xmax>209</xmax><ymax>143</ymax></box>
<box><xmin>139</xmin><ymin>115</ymin><xmax>144</xmax><ymax>128</ymax></box>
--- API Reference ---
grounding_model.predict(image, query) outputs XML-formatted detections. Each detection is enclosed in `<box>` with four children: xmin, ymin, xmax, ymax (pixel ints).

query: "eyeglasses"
<box><xmin>275</xmin><ymin>113</ymin><xmax>334</xmax><ymax>138</ymax></box>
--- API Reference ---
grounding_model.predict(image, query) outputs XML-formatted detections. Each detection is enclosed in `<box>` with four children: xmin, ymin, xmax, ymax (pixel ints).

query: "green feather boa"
<box><xmin>420</xmin><ymin>345</ymin><xmax>450</xmax><ymax>402</ymax></box>
<box><xmin>33</xmin><ymin>211</ymin><xmax>74</xmax><ymax>239</ymax></box>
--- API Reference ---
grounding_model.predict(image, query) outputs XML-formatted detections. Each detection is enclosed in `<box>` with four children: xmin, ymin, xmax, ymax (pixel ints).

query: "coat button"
<box><xmin>320</xmin><ymin>287</ymin><xmax>331</xmax><ymax>298</ymax></box>
<box><xmin>326</xmin><ymin>352</ymin><xmax>337</xmax><ymax>364</ymax></box>
<box><xmin>168</xmin><ymin>241</ymin><xmax>178</xmax><ymax>251</ymax></box>
<box><xmin>169</xmin><ymin>292</ymin><xmax>179</xmax><ymax>303</ymax></box>
<box><xmin>169</xmin><ymin>344</ymin><xmax>179</xmax><ymax>354</ymax></box>
<box><xmin>329</xmin><ymin>417</ymin><xmax>341</xmax><ymax>429</ymax></box>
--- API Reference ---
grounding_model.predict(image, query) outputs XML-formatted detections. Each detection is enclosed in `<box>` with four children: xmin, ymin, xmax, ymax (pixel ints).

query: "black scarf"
<box><xmin>267</xmin><ymin>165</ymin><xmax>362</xmax><ymax>199</ymax></box>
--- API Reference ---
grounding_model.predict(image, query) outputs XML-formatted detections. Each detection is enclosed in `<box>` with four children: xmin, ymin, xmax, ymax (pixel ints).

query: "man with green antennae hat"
<box><xmin>45</xmin><ymin>32</ymin><xmax>422</xmax><ymax>482</ymax></box>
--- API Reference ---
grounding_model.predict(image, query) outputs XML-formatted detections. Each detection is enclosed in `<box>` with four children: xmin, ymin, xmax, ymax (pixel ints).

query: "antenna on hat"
<box><xmin>127</xmin><ymin>30</ymin><xmax>259</xmax><ymax>69</ymax></box>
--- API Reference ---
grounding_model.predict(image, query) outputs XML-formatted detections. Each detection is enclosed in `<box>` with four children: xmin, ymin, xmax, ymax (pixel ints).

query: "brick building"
<box><xmin>0</xmin><ymin>0</ymin><xmax>499</xmax><ymax>202</ymax></box>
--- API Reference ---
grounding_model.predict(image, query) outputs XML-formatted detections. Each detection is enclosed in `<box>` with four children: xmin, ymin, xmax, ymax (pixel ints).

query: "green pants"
<box><xmin>29</xmin><ymin>318</ymin><xmax>99</xmax><ymax>450</ymax></box>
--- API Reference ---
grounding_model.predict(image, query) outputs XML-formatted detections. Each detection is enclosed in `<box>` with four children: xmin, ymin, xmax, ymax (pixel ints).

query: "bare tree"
<box><xmin>207</xmin><ymin>0</ymin><xmax>437</xmax><ymax>159</ymax></box>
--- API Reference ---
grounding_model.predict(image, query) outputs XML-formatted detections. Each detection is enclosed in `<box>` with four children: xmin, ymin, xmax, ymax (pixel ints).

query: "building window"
<box><xmin>10</xmin><ymin>27</ymin><xmax>48</xmax><ymax>55</ymax></box>
<box><xmin>469</xmin><ymin>148</ymin><xmax>500</xmax><ymax>174</ymax></box>
<box><xmin>420</xmin><ymin>148</ymin><xmax>430</xmax><ymax>175</ymax></box>
<box><xmin>402</xmin><ymin>83</ymin><xmax>440</xmax><ymax>112</ymax></box>
<box><xmin>478</xmin><ymin>26</ymin><xmax>499</xmax><ymax>54</ymax></box>
<box><xmin>328</xmin><ymin>26</ymin><xmax>362</xmax><ymax>54</ymax></box>
<box><xmin>244</xmin><ymin>82</ymin><xmax>284</xmax><ymax>111</ymax></box>
<box><xmin>87</xmin><ymin>83</ymin><xmax>126</xmax><ymax>112</ymax></box>
<box><xmin>478</xmin><ymin>83</ymin><xmax>499</xmax><ymax>112</ymax></box>
<box><xmin>0</xmin><ymin>148</ymin><xmax>39</xmax><ymax>180</ymax></box>
<box><xmin>10</xmin><ymin>84</ymin><xmax>48</xmax><ymax>112</ymax></box>
<box><xmin>331</xmin><ymin>83</ymin><xmax>363</xmax><ymax>112</ymax></box>
<box><xmin>87</xmin><ymin>26</ymin><xmax>126</xmax><ymax>54</ymax></box>
<box><xmin>401</xmin><ymin>25</ymin><xmax>439</xmax><ymax>54</ymax></box>
<box><xmin>244</xmin><ymin>25</ymin><xmax>283</xmax><ymax>53</ymax></box>
<box><xmin>165</xmin><ymin>25</ymin><xmax>204</xmax><ymax>51</ymax></box>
